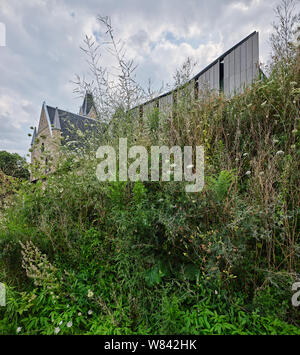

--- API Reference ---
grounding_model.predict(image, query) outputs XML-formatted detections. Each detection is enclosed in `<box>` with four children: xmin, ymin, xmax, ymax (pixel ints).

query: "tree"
<box><xmin>0</xmin><ymin>151</ymin><xmax>29</xmax><ymax>180</ymax></box>
<box><xmin>73</xmin><ymin>15</ymin><xmax>160</xmax><ymax>122</ymax></box>
<box><xmin>270</xmin><ymin>0</ymin><xmax>300</xmax><ymax>64</ymax></box>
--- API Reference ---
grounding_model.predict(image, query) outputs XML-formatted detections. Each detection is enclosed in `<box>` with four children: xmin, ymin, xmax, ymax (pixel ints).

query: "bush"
<box><xmin>0</xmin><ymin>21</ymin><xmax>299</xmax><ymax>335</ymax></box>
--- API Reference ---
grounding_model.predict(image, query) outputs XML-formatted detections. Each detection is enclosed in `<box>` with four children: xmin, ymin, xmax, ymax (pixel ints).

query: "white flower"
<box><xmin>54</xmin><ymin>327</ymin><xmax>60</xmax><ymax>334</ymax></box>
<box><xmin>67</xmin><ymin>321</ymin><xmax>73</xmax><ymax>328</ymax></box>
<box><xmin>78</xmin><ymin>312</ymin><xmax>82</xmax><ymax>316</ymax></box>
<box><xmin>59</xmin><ymin>321</ymin><xmax>63</xmax><ymax>326</ymax></box>
<box><xmin>88</xmin><ymin>310</ymin><xmax>93</xmax><ymax>315</ymax></box>
<box><xmin>276</xmin><ymin>150</ymin><xmax>284</xmax><ymax>155</ymax></box>
<box><xmin>16</xmin><ymin>327</ymin><xmax>22</xmax><ymax>334</ymax></box>
<box><xmin>242</xmin><ymin>153</ymin><xmax>248</xmax><ymax>157</ymax></box>
<box><xmin>245</xmin><ymin>171</ymin><xmax>251</xmax><ymax>176</ymax></box>
<box><xmin>214</xmin><ymin>290</ymin><xmax>218</xmax><ymax>295</ymax></box>
<box><xmin>273</xmin><ymin>138</ymin><xmax>279</xmax><ymax>143</ymax></box>
<box><xmin>87</xmin><ymin>289</ymin><xmax>94</xmax><ymax>298</ymax></box>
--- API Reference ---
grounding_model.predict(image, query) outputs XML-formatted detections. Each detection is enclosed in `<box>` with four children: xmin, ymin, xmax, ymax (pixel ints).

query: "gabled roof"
<box><xmin>53</xmin><ymin>107</ymin><xmax>61</xmax><ymax>130</ymax></box>
<box><xmin>31</xmin><ymin>127</ymin><xmax>37</xmax><ymax>146</ymax></box>
<box><xmin>80</xmin><ymin>92</ymin><xmax>96</xmax><ymax>116</ymax></box>
<box><xmin>43</xmin><ymin>101</ymin><xmax>53</xmax><ymax>137</ymax></box>
<box><xmin>31</xmin><ymin>100</ymin><xmax>99</xmax><ymax>148</ymax></box>
<box><xmin>46</xmin><ymin>105</ymin><xmax>97</xmax><ymax>146</ymax></box>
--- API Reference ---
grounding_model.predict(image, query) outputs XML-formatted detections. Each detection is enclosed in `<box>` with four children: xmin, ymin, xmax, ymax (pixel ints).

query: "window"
<box><xmin>194</xmin><ymin>80</ymin><xmax>199</xmax><ymax>99</ymax></box>
<box><xmin>219</xmin><ymin>59</ymin><xmax>224</xmax><ymax>92</ymax></box>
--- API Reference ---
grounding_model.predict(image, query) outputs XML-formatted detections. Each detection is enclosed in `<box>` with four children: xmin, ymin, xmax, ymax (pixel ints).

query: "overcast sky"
<box><xmin>0</xmin><ymin>0</ymin><xmax>285</xmax><ymax>157</ymax></box>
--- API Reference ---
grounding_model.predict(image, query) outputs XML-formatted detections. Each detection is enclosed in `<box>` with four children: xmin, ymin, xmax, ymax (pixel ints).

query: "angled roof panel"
<box><xmin>131</xmin><ymin>31</ymin><xmax>258</xmax><ymax>110</ymax></box>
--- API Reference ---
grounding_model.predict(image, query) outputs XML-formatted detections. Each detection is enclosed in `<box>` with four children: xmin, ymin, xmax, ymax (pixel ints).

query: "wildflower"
<box><xmin>87</xmin><ymin>289</ymin><xmax>94</xmax><ymax>298</ymax></box>
<box><xmin>59</xmin><ymin>321</ymin><xmax>63</xmax><ymax>326</ymax></box>
<box><xmin>276</xmin><ymin>150</ymin><xmax>284</xmax><ymax>155</ymax></box>
<box><xmin>16</xmin><ymin>327</ymin><xmax>22</xmax><ymax>334</ymax></box>
<box><xmin>54</xmin><ymin>327</ymin><xmax>60</xmax><ymax>334</ymax></box>
<box><xmin>67</xmin><ymin>321</ymin><xmax>73</xmax><ymax>328</ymax></box>
<box><xmin>214</xmin><ymin>290</ymin><xmax>218</xmax><ymax>295</ymax></box>
<box><xmin>88</xmin><ymin>310</ymin><xmax>93</xmax><ymax>315</ymax></box>
<box><xmin>78</xmin><ymin>312</ymin><xmax>82</xmax><ymax>316</ymax></box>
<box><xmin>242</xmin><ymin>153</ymin><xmax>248</xmax><ymax>157</ymax></box>
<box><xmin>245</xmin><ymin>171</ymin><xmax>251</xmax><ymax>176</ymax></box>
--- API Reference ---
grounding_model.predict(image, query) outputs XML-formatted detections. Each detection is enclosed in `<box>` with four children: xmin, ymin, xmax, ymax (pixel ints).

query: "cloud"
<box><xmin>0</xmin><ymin>0</ymin><xmax>286</xmax><ymax>157</ymax></box>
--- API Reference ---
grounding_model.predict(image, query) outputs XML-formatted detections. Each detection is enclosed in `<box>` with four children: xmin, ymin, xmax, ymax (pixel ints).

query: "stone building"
<box><xmin>30</xmin><ymin>92</ymin><xmax>97</xmax><ymax>180</ymax></box>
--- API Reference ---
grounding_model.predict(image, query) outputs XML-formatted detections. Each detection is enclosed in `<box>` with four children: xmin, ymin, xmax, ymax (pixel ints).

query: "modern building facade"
<box><xmin>133</xmin><ymin>31</ymin><xmax>260</xmax><ymax>119</ymax></box>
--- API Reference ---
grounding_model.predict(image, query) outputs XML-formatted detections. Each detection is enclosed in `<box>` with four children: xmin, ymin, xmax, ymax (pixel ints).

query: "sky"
<box><xmin>0</xmin><ymin>0</ymin><xmax>285</xmax><ymax>158</ymax></box>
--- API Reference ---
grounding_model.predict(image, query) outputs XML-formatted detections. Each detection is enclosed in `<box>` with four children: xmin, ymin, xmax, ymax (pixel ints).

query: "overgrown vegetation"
<box><xmin>0</xmin><ymin>0</ymin><xmax>299</xmax><ymax>335</ymax></box>
<box><xmin>0</xmin><ymin>151</ymin><xmax>29</xmax><ymax>180</ymax></box>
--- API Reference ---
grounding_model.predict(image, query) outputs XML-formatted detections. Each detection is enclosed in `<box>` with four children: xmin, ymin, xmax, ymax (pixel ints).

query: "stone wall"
<box><xmin>30</xmin><ymin>106</ymin><xmax>61</xmax><ymax>181</ymax></box>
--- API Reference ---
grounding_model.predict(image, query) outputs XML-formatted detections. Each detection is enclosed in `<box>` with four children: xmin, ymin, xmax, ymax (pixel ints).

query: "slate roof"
<box><xmin>46</xmin><ymin>105</ymin><xmax>98</xmax><ymax>146</ymax></box>
<box><xmin>31</xmin><ymin>127</ymin><xmax>37</xmax><ymax>146</ymax></box>
<box><xmin>80</xmin><ymin>92</ymin><xmax>96</xmax><ymax>116</ymax></box>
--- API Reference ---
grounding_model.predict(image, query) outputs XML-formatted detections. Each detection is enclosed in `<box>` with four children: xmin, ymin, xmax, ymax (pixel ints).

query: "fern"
<box><xmin>209</xmin><ymin>170</ymin><xmax>235</xmax><ymax>202</ymax></box>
